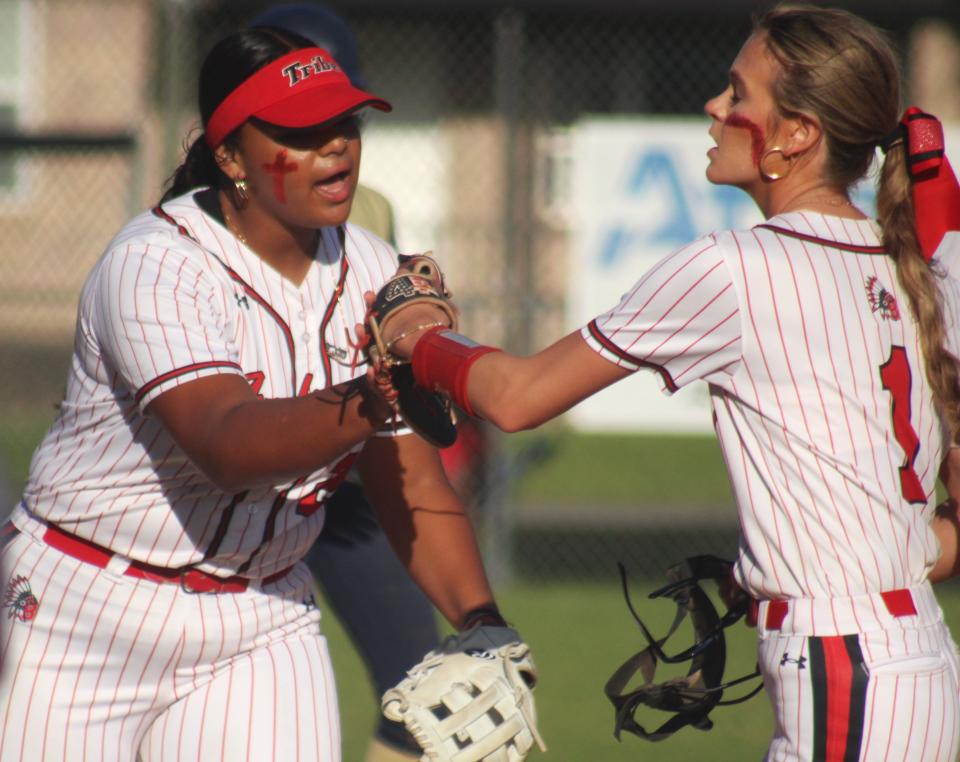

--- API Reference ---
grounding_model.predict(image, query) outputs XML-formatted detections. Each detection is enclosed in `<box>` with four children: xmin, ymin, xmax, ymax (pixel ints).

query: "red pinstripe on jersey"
<box><xmin>20</xmin><ymin>191</ymin><xmax>404</xmax><ymax>578</ymax></box>
<box><xmin>582</xmin><ymin>211</ymin><xmax>960</xmax><ymax>604</ymax></box>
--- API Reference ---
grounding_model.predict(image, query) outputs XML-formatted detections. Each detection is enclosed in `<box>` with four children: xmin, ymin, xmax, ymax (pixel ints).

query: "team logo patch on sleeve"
<box><xmin>865</xmin><ymin>276</ymin><xmax>901</xmax><ymax>320</ymax></box>
<box><xmin>3</xmin><ymin>575</ymin><xmax>39</xmax><ymax>622</ymax></box>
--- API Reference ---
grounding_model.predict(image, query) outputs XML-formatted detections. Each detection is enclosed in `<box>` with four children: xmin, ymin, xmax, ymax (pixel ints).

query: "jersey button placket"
<box><xmin>299</xmin><ymin>308</ymin><xmax>313</xmax><ymax>343</ymax></box>
<box><xmin>299</xmin><ymin>306</ymin><xmax>320</xmax><ymax>385</ymax></box>
<box><xmin>301</xmin><ymin>308</ymin><xmax>316</xmax><ymax>341</ymax></box>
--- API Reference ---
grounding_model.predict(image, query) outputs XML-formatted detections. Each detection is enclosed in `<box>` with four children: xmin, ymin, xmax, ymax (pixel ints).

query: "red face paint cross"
<box><xmin>264</xmin><ymin>149</ymin><xmax>298</xmax><ymax>203</ymax></box>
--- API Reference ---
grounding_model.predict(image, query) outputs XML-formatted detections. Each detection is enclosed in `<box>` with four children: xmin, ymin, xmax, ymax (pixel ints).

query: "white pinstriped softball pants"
<box><xmin>0</xmin><ymin>527</ymin><xmax>341</xmax><ymax>762</ymax></box>
<box><xmin>756</xmin><ymin>584</ymin><xmax>960</xmax><ymax>762</ymax></box>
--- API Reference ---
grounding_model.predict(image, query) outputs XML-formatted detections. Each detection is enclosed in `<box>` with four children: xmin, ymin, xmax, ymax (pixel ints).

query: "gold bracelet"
<box><xmin>385</xmin><ymin>321</ymin><xmax>447</xmax><ymax>351</ymax></box>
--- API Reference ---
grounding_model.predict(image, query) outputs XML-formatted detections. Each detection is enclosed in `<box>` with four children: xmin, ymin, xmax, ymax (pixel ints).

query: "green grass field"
<box><xmin>0</xmin><ymin>408</ymin><xmax>56</xmax><ymax>499</ymax></box>
<box><xmin>4</xmin><ymin>407</ymin><xmax>960</xmax><ymax>760</ymax></box>
<box><xmin>505</xmin><ymin>428</ymin><xmax>733</xmax><ymax>507</ymax></box>
<box><xmin>324</xmin><ymin>580</ymin><xmax>960</xmax><ymax>761</ymax></box>
<box><xmin>313</xmin><ymin>429</ymin><xmax>960</xmax><ymax>759</ymax></box>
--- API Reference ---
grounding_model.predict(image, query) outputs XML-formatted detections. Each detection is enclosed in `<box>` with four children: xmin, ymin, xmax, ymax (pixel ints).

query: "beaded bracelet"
<box><xmin>384</xmin><ymin>320</ymin><xmax>449</xmax><ymax>352</ymax></box>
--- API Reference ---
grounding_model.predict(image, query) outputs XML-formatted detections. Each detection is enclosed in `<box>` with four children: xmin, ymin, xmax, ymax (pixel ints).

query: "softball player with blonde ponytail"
<box><xmin>383</xmin><ymin>5</ymin><xmax>960</xmax><ymax>760</ymax></box>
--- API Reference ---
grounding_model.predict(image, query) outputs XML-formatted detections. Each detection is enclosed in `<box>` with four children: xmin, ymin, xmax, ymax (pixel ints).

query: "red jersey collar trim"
<box><xmin>755</xmin><ymin>215</ymin><xmax>886</xmax><ymax>254</ymax></box>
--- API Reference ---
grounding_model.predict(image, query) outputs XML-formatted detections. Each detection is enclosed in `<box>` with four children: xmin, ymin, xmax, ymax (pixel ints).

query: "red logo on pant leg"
<box><xmin>3</xmin><ymin>575</ymin><xmax>39</xmax><ymax>622</ymax></box>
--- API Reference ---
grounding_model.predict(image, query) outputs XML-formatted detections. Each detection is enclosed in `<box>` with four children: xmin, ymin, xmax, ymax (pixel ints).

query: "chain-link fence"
<box><xmin>2</xmin><ymin>0</ymin><xmax>958</xmax><ymax>582</ymax></box>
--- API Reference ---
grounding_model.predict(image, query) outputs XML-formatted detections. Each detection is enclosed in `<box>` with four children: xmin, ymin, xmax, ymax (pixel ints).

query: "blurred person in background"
<box><xmin>247</xmin><ymin>5</ymin><xmax>439</xmax><ymax>760</ymax></box>
<box><xmin>0</xmin><ymin>25</ymin><xmax>509</xmax><ymax>761</ymax></box>
<box><xmin>378</xmin><ymin>4</ymin><xmax>960</xmax><ymax>760</ymax></box>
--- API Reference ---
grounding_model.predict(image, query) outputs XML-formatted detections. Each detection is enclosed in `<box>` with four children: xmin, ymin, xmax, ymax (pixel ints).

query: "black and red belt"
<box><xmin>752</xmin><ymin>588</ymin><xmax>917</xmax><ymax>630</ymax></box>
<box><xmin>9</xmin><ymin>521</ymin><xmax>291</xmax><ymax>594</ymax></box>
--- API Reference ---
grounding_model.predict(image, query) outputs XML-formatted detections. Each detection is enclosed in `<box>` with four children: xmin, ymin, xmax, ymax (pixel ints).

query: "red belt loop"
<box><xmin>41</xmin><ymin>523</ymin><xmax>291</xmax><ymax>593</ymax></box>
<box><xmin>747</xmin><ymin>599</ymin><xmax>760</xmax><ymax>628</ymax></box>
<box><xmin>880</xmin><ymin>589</ymin><xmax>917</xmax><ymax>617</ymax></box>
<box><xmin>765</xmin><ymin>600</ymin><xmax>789</xmax><ymax>630</ymax></box>
<box><xmin>180</xmin><ymin>570</ymin><xmax>248</xmax><ymax>595</ymax></box>
<box><xmin>761</xmin><ymin>589</ymin><xmax>917</xmax><ymax>631</ymax></box>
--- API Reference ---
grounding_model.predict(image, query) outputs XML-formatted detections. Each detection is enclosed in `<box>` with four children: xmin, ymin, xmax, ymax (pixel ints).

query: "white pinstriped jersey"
<box><xmin>18</xmin><ymin>190</ymin><xmax>407</xmax><ymax>578</ymax></box>
<box><xmin>583</xmin><ymin>212</ymin><xmax>960</xmax><ymax>603</ymax></box>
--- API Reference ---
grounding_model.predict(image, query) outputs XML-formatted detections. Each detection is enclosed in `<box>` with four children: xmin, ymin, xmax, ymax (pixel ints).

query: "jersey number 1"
<box><xmin>879</xmin><ymin>346</ymin><xmax>926</xmax><ymax>504</ymax></box>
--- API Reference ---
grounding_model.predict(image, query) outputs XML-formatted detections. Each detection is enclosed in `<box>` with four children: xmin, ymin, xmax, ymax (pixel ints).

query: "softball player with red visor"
<box><xmin>0</xmin><ymin>28</ymin><xmax>504</xmax><ymax>762</ymax></box>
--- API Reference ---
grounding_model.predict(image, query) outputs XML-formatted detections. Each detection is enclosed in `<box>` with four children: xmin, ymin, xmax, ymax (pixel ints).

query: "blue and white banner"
<box><xmin>564</xmin><ymin>118</ymin><xmax>959</xmax><ymax>432</ymax></box>
<box><xmin>566</xmin><ymin>118</ymin><xmax>758</xmax><ymax>432</ymax></box>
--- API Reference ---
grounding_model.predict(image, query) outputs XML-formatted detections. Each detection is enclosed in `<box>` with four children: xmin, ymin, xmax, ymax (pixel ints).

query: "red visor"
<box><xmin>205</xmin><ymin>47</ymin><xmax>392</xmax><ymax>149</ymax></box>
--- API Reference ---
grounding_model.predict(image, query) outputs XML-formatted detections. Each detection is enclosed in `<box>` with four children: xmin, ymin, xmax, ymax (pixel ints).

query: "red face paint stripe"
<box><xmin>135</xmin><ymin>361</ymin><xmax>243</xmax><ymax>404</ymax></box>
<box><xmin>724</xmin><ymin>113</ymin><xmax>765</xmax><ymax>167</ymax></box>
<box><xmin>756</xmin><ymin>225</ymin><xmax>887</xmax><ymax>254</ymax></box>
<box><xmin>587</xmin><ymin>320</ymin><xmax>678</xmax><ymax>392</ymax></box>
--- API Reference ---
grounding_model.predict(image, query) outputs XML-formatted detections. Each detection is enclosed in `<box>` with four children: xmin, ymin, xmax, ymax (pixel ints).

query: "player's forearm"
<box><xmin>932</xmin><ymin>452</ymin><xmax>960</xmax><ymax>582</ymax></box>
<box><xmin>930</xmin><ymin>499</ymin><xmax>960</xmax><ymax>583</ymax></box>
<box><xmin>466</xmin><ymin>352</ymin><xmax>557</xmax><ymax>432</ymax></box>
<box><xmin>163</xmin><ymin>379</ymin><xmax>390</xmax><ymax>492</ymax></box>
<box><xmin>209</xmin><ymin>387</ymin><xmax>386</xmax><ymax>489</ymax></box>
<box><xmin>373</xmin><ymin>486</ymin><xmax>496</xmax><ymax>628</ymax></box>
<box><xmin>469</xmin><ymin>345</ymin><xmax>590</xmax><ymax>431</ymax></box>
<box><xmin>418</xmin><ymin>331</ymin><xmax>631</xmax><ymax>432</ymax></box>
<box><xmin>406</xmin><ymin>517</ymin><xmax>495</xmax><ymax>629</ymax></box>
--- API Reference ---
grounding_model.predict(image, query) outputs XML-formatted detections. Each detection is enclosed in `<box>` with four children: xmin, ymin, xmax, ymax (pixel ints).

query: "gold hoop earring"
<box><xmin>759</xmin><ymin>147</ymin><xmax>792</xmax><ymax>182</ymax></box>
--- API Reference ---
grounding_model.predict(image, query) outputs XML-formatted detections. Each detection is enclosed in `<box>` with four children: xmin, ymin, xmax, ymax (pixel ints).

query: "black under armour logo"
<box><xmin>780</xmin><ymin>653</ymin><xmax>807</xmax><ymax>669</ymax></box>
<box><xmin>235</xmin><ymin>292</ymin><xmax>250</xmax><ymax>310</ymax></box>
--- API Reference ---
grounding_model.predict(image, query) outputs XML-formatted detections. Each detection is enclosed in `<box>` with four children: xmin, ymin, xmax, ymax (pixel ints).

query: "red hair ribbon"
<box><xmin>898</xmin><ymin>107</ymin><xmax>960</xmax><ymax>262</ymax></box>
